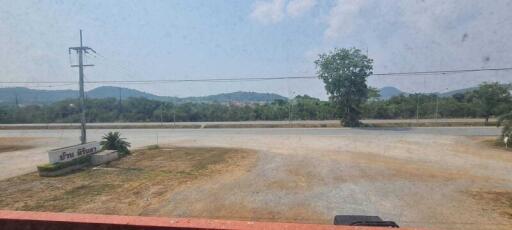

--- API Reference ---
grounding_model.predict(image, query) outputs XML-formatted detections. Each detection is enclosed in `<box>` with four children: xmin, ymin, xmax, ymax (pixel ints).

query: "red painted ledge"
<box><xmin>0</xmin><ymin>210</ymin><xmax>422</xmax><ymax>230</ymax></box>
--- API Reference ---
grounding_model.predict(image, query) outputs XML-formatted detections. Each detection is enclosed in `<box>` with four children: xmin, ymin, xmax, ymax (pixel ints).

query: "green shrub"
<box><xmin>37</xmin><ymin>155</ymin><xmax>91</xmax><ymax>172</ymax></box>
<box><xmin>100</xmin><ymin>131</ymin><xmax>131</xmax><ymax>154</ymax></box>
<box><xmin>497</xmin><ymin>111</ymin><xmax>512</xmax><ymax>145</ymax></box>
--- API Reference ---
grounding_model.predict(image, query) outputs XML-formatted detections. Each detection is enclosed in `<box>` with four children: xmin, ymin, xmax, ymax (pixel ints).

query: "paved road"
<box><xmin>0</xmin><ymin>118</ymin><xmax>496</xmax><ymax>129</ymax></box>
<box><xmin>0</xmin><ymin>126</ymin><xmax>501</xmax><ymax>137</ymax></box>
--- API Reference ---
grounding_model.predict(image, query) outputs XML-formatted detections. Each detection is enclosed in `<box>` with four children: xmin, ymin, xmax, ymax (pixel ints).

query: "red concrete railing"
<box><xmin>0</xmin><ymin>210</ymin><xmax>418</xmax><ymax>230</ymax></box>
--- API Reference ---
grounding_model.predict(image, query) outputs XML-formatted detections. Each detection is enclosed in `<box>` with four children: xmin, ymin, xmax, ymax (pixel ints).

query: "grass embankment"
<box><xmin>0</xmin><ymin>146</ymin><xmax>256</xmax><ymax>215</ymax></box>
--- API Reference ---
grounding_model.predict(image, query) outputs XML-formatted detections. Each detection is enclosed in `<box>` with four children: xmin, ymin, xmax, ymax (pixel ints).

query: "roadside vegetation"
<box><xmin>100</xmin><ymin>131</ymin><xmax>131</xmax><ymax>154</ymax></box>
<box><xmin>315</xmin><ymin>48</ymin><xmax>373</xmax><ymax>127</ymax></box>
<box><xmin>0</xmin><ymin>82</ymin><xmax>510</xmax><ymax>124</ymax></box>
<box><xmin>37</xmin><ymin>155</ymin><xmax>92</xmax><ymax>173</ymax></box>
<box><xmin>497</xmin><ymin>111</ymin><xmax>512</xmax><ymax>147</ymax></box>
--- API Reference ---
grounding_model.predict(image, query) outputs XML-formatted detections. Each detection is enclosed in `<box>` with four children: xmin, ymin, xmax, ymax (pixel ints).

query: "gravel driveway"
<box><xmin>0</xmin><ymin>128</ymin><xmax>511</xmax><ymax>229</ymax></box>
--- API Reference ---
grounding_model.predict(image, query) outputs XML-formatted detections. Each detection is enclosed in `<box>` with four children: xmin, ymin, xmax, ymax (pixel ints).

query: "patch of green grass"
<box><xmin>146</xmin><ymin>145</ymin><xmax>160</xmax><ymax>150</ymax></box>
<box><xmin>37</xmin><ymin>156</ymin><xmax>91</xmax><ymax>172</ymax></box>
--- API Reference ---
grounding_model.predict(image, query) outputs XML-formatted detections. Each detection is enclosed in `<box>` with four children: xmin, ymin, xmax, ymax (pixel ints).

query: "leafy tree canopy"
<box><xmin>315</xmin><ymin>48</ymin><xmax>373</xmax><ymax>127</ymax></box>
<box><xmin>469</xmin><ymin>82</ymin><xmax>511</xmax><ymax>123</ymax></box>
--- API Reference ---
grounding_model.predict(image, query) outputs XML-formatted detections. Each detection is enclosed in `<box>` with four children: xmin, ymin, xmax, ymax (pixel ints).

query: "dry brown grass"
<box><xmin>0</xmin><ymin>146</ymin><xmax>257</xmax><ymax>215</ymax></box>
<box><xmin>0</xmin><ymin>137</ymin><xmax>35</xmax><ymax>153</ymax></box>
<box><xmin>467</xmin><ymin>190</ymin><xmax>512</xmax><ymax>220</ymax></box>
<box><xmin>479</xmin><ymin>138</ymin><xmax>512</xmax><ymax>152</ymax></box>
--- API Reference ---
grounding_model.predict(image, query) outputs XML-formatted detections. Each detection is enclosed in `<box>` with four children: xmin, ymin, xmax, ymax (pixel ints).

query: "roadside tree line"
<box><xmin>364</xmin><ymin>82</ymin><xmax>512</xmax><ymax>122</ymax></box>
<box><xmin>0</xmin><ymin>82</ymin><xmax>510</xmax><ymax>124</ymax></box>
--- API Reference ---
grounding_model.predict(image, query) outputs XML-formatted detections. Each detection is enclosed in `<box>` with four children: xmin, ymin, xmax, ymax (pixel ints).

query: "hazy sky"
<box><xmin>1</xmin><ymin>0</ymin><xmax>512</xmax><ymax>99</ymax></box>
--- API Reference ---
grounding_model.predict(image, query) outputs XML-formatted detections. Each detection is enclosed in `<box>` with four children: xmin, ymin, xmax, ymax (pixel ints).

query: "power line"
<box><xmin>1</xmin><ymin>67</ymin><xmax>512</xmax><ymax>85</ymax></box>
<box><xmin>372</xmin><ymin>67</ymin><xmax>512</xmax><ymax>76</ymax></box>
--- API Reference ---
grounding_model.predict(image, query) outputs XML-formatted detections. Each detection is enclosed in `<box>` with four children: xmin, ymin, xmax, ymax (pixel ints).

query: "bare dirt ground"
<box><xmin>0</xmin><ymin>135</ymin><xmax>72</xmax><ymax>180</ymax></box>
<box><xmin>0</xmin><ymin>129</ymin><xmax>511</xmax><ymax>229</ymax></box>
<box><xmin>0</xmin><ymin>137</ymin><xmax>36</xmax><ymax>153</ymax></box>
<box><xmin>0</xmin><ymin>147</ymin><xmax>257</xmax><ymax>216</ymax></box>
<box><xmin>156</xmin><ymin>135</ymin><xmax>512</xmax><ymax>230</ymax></box>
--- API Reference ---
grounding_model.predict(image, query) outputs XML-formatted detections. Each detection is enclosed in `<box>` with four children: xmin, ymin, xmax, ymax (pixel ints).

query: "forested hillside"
<box><xmin>0</xmin><ymin>86</ymin><xmax>287</xmax><ymax>105</ymax></box>
<box><xmin>1</xmin><ymin>82</ymin><xmax>510</xmax><ymax>123</ymax></box>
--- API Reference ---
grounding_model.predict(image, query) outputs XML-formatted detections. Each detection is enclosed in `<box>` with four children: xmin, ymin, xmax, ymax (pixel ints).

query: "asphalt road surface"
<box><xmin>0</xmin><ymin>118</ymin><xmax>496</xmax><ymax>129</ymax></box>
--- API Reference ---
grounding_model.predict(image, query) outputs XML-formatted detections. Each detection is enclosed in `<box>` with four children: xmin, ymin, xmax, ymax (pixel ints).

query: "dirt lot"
<box><xmin>0</xmin><ymin>147</ymin><xmax>257</xmax><ymax>215</ymax></box>
<box><xmin>0</xmin><ymin>128</ymin><xmax>512</xmax><ymax>229</ymax></box>
<box><xmin>0</xmin><ymin>137</ymin><xmax>35</xmax><ymax>153</ymax></box>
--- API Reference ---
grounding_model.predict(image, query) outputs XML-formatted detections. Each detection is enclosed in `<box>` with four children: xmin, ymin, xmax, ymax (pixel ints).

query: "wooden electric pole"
<box><xmin>69</xmin><ymin>30</ymin><xmax>96</xmax><ymax>144</ymax></box>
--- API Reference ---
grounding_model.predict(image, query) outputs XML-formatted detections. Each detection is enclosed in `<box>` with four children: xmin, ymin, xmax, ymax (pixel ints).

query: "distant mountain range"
<box><xmin>0</xmin><ymin>85</ymin><xmax>486</xmax><ymax>105</ymax></box>
<box><xmin>377</xmin><ymin>86</ymin><xmax>487</xmax><ymax>99</ymax></box>
<box><xmin>378</xmin><ymin>86</ymin><xmax>404</xmax><ymax>99</ymax></box>
<box><xmin>0</xmin><ymin>86</ymin><xmax>288</xmax><ymax>105</ymax></box>
<box><xmin>439</xmin><ymin>87</ymin><xmax>478</xmax><ymax>97</ymax></box>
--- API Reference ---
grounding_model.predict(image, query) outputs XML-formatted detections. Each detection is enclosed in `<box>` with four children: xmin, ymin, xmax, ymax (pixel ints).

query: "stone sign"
<box><xmin>48</xmin><ymin>142</ymin><xmax>101</xmax><ymax>164</ymax></box>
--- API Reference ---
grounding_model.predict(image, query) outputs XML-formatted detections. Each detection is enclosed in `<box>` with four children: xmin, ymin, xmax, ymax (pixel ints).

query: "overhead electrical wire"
<box><xmin>372</xmin><ymin>67</ymin><xmax>512</xmax><ymax>76</ymax></box>
<box><xmin>2</xmin><ymin>50</ymin><xmax>512</xmax><ymax>85</ymax></box>
<box><xmin>1</xmin><ymin>67</ymin><xmax>512</xmax><ymax>85</ymax></box>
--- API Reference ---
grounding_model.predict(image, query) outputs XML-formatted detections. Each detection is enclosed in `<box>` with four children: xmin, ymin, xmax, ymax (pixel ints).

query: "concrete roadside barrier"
<box><xmin>91</xmin><ymin>150</ymin><xmax>119</xmax><ymax>166</ymax></box>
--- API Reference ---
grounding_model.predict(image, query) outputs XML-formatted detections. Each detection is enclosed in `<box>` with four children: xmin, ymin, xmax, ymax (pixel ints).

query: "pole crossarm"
<box><xmin>71</xmin><ymin>64</ymin><xmax>94</xmax><ymax>67</ymax></box>
<box><xmin>69</xmin><ymin>46</ymin><xmax>96</xmax><ymax>53</ymax></box>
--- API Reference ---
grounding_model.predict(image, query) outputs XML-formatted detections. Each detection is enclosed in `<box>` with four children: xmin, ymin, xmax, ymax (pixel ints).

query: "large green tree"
<box><xmin>315</xmin><ymin>48</ymin><xmax>373</xmax><ymax>127</ymax></box>
<box><xmin>470</xmin><ymin>82</ymin><xmax>511</xmax><ymax>124</ymax></box>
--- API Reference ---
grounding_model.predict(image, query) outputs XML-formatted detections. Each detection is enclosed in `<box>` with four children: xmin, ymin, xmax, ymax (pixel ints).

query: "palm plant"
<box><xmin>497</xmin><ymin>111</ymin><xmax>512</xmax><ymax>146</ymax></box>
<box><xmin>100</xmin><ymin>131</ymin><xmax>131</xmax><ymax>154</ymax></box>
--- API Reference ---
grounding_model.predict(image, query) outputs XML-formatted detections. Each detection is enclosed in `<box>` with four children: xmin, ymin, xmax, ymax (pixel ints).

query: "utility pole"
<box><xmin>118</xmin><ymin>88</ymin><xmax>122</xmax><ymax>120</ymax></box>
<box><xmin>288</xmin><ymin>91</ymin><xmax>295</xmax><ymax>124</ymax></box>
<box><xmin>69</xmin><ymin>30</ymin><xmax>96</xmax><ymax>144</ymax></box>
<box><xmin>288</xmin><ymin>100</ymin><xmax>292</xmax><ymax>123</ymax></box>
<box><xmin>416</xmin><ymin>94</ymin><xmax>420</xmax><ymax>122</ymax></box>
<box><xmin>14</xmin><ymin>92</ymin><xmax>19</xmax><ymax>108</ymax></box>
<box><xmin>13</xmin><ymin>92</ymin><xmax>19</xmax><ymax>123</ymax></box>
<box><xmin>160</xmin><ymin>103</ymin><xmax>164</xmax><ymax>125</ymax></box>
<box><xmin>435</xmin><ymin>95</ymin><xmax>439</xmax><ymax>120</ymax></box>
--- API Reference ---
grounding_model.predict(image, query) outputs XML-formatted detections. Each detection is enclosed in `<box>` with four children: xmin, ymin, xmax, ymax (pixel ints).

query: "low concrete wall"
<box><xmin>38</xmin><ymin>150</ymin><xmax>120</xmax><ymax>177</ymax></box>
<box><xmin>91</xmin><ymin>150</ymin><xmax>119</xmax><ymax>166</ymax></box>
<box><xmin>48</xmin><ymin>142</ymin><xmax>101</xmax><ymax>164</ymax></box>
<box><xmin>0</xmin><ymin>210</ymin><xmax>393</xmax><ymax>230</ymax></box>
